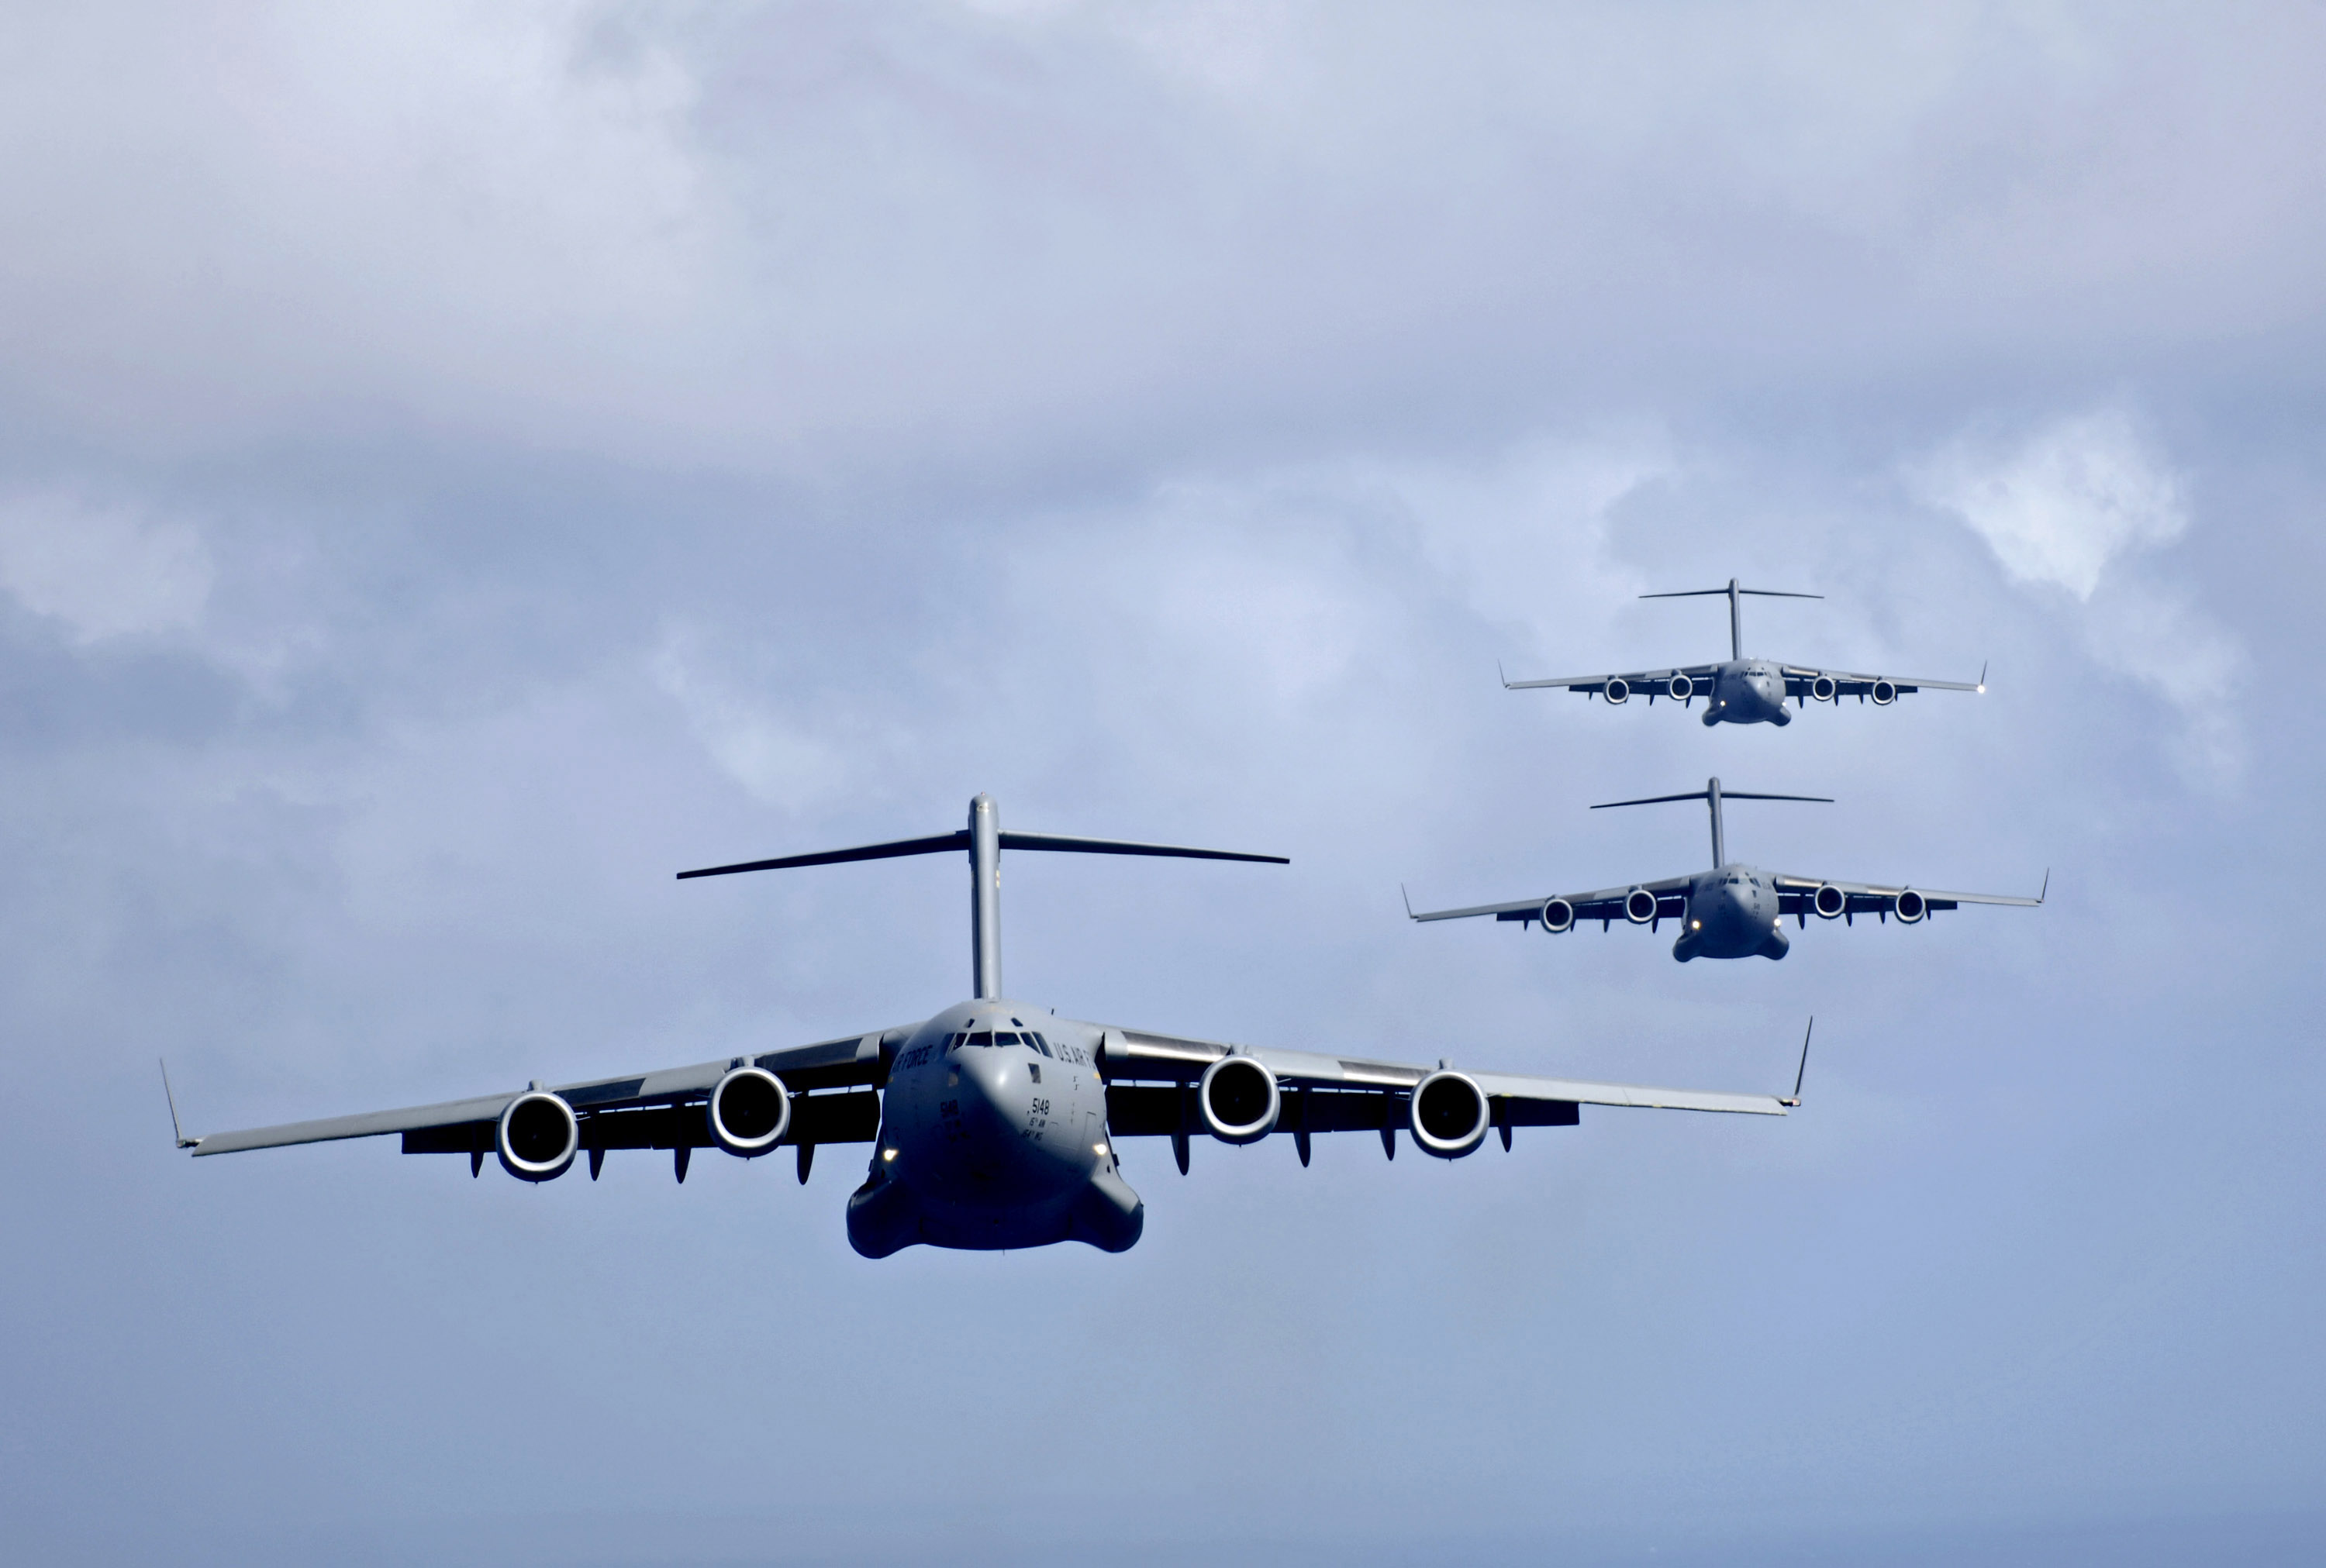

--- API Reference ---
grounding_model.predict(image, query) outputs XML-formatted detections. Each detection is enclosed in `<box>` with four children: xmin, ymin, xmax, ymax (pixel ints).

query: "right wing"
<box><xmin>1406</xmin><ymin>875</ymin><xmax>1692</xmax><ymax>928</ymax></box>
<box><xmin>1501</xmin><ymin>664</ymin><xmax>1719</xmax><ymax>701</ymax></box>
<box><xmin>186</xmin><ymin>1026</ymin><xmax>917</xmax><ymax>1160</ymax></box>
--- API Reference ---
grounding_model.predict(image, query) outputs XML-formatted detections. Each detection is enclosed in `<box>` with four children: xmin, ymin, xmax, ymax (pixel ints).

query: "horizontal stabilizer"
<box><xmin>1641</xmin><ymin>586</ymin><xmax>1821</xmax><ymax>600</ymax></box>
<box><xmin>678</xmin><ymin>831</ymin><xmax>968</xmax><ymax>880</ymax></box>
<box><xmin>998</xmin><ymin>832</ymin><xmax>1286</xmax><ymax>864</ymax></box>
<box><xmin>1593</xmin><ymin>788</ymin><xmax>1831</xmax><ymax>809</ymax></box>
<box><xmin>679</xmin><ymin>828</ymin><xmax>1286</xmax><ymax>880</ymax></box>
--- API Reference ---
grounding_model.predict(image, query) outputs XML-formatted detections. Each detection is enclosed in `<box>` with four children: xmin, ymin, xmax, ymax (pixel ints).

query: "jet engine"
<box><xmin>497</xmin><ymin>1090</ymin><xmax>578</xmax><ymax>1182</ymax></box>
<box><xmin>1199</xmin><ymin>1054</ymin><xmax>1280</xmax><ymax>1145</ymax></box>
<box><xmin>1812</xmin><ymin>883</ymin><xmax>1848</xmax><ymax>919</ymax></box>
<box><xmin>1603</xmin><ymin>677</ymin><xmax>1630</xmax><ymax>705</ymax></box>
<box><xmin>1409</xmin><ymin>1070</ymin><xmax>1490</xmax><ymax>1159</ymax></box>
<box><xmin>1624</xmin><ymin>887</ymin><xmax>1659</xmax><ymax>924</ymax></box>
<box><xmin>1665</xmin><ymin>673</ymin><xmax>1694</xmax><ymax>702</ymax></box>
<box><xmin>709</xmin><ymin>1066</ymin><xmax>791</xmax><ymax>1157</ymax></box>
<box><xmin>1870</xmin><ymin>678</ymin><xmax>1896</xmax><ymax>705</ymax></box>
<box><xmin>1540</xmin><ymin>897</ymin><xmax>1576</xmax><ymax>933</ymax></box>
<box><xmin>1810</xmin><ymin>674</ymin><xmax>1838</xmax><ymax>702</ymax></box>
<box><xmin>1895</xmin><ymin>888</ymin><xmax>1927</xmax><ymax>923</ymax></box>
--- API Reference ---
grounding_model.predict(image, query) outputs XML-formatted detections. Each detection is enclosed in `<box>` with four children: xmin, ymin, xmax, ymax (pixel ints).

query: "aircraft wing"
<box><xmin>1779</xmin><ymin>664</ymin><xmax>1983</xmax><ymax>698</ymax></box>
<box><xmin>1405</xmin><ymin>875</ymin><xmax>1692</xmax><ymax>928</ymax></box>
<box><xmin>184</xmin><ymin>1025</ymin><xmax>916</xmax><ymax>1159</ymax></box>
<box><xmin>1096</xmin><ymin>1025</ymin><xmax>1792</xmax><ymax>1136</ymax></box>
<box><xmin>1769</xmin><ymin>871</ymin><xmax>2047</xmax><ymax>922</ymax></box>
<box><xmin>1502</xmin><ymin>665</ymin><xmax>1720</xmax><ymax>699</ymax></box>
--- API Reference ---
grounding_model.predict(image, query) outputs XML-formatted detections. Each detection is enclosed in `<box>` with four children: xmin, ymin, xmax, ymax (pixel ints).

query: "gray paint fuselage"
<box><xmin>1671</xmin><ymin>863</ymin><xmax>1789</xmax><ymax>960</ymax></box>
<box><xmin>847</xmin><ymin>999</ymin><xmax>1141</xmax><ymax>1258</ymax></box>
<box><xmin>1702</xmin><ymin>661</ymin><xmax>1791</xmax><ymax>727</ymax></box>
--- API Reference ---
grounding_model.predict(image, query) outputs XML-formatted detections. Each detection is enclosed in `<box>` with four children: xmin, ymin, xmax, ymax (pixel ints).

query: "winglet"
<box><xmin>1779</xmin><ymin>1018</ymin><xmax>1813</xmax><ymax>1107</ymax></box>
<box><xmin>1400</xmin><ymin>883</ymin><xmax>1416</xmax><ymax>919</ymax></box>
<box><xmin>1497</xmin><ymin>660</ymin><xmax>1511</xmax><ymax>690</ymax></box>
<box><xmin>160</xmin><ymin>1059</ymin><xmax>198</xmax><ymax>1149</ymax></box>
<box><xmin>2038</xmin><ymin>868</ymin><xmax>2048</xmax><ymax>905</ymax></box>
<box><xmin>1977</xmin><ymin>660</ymin><xmax>1989</xmax><ymax>694</ymax></box>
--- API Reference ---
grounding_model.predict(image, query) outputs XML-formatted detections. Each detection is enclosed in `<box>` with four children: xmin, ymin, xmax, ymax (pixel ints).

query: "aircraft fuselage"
<box><xmin>1703</xmin><ymin>660</ymin><xmax>1791</xmax><ymax>726</ymax></box>
<box><xmin>1673</xmin><ymin>863</ymin><xmax>1789</xmax><ymax>960</ymax></box>
<box><xmin>846</xmin><ymin>999</ymin><xmax>1141</xmax><ymax>1258</ymax></box>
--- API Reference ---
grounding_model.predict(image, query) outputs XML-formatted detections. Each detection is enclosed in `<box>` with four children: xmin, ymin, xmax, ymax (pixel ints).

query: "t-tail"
<box><xmin>1593</xmin><ymin>777</ymin><xmax>1832</xmax><ymax>869</ymax></box>
<box><xmin>678</xmin><ymin>794</ymin><xmax>1288</xmax><ymax>998</ymax></box>
<box><xmin>1640</xmin><ymin>577</ymin><xmax>1821</xmax><ymax>660</ymax></box>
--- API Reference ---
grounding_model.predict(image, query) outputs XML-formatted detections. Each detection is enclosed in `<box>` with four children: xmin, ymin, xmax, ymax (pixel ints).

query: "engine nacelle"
<box><xmin>1665</xmin><ymin>673</ymin><xmax>1694</xmax><ymax>702</ymax></box>
<box><xmin>1870</xmin><ymin>678</ymin><xmax>1897</xmax><ymax>705</ymax></box>
<box><xmin>709</xmin><ymin>1066</ymin><xmax>791</xmax><ymax>1157</ymax></box>
<box><xmin>497</xmin><ymin>1090</ymin><xmax>578</xmax><ymax>1182</ymax></box>
<box><xmin>1199</xmin><ymin>1054</ymin><xmax>1280</xmax><ymax>1145</ymax></box>
<box><xmin>1895</xmin><ymin>888</ymin><xmax>1927</xmax><ymax>923</ymax></box>
<box><xmin>1603</xmin><ymin>677</ymin><xmax>1630</xmax><ymax>705</ymax></box>
<box><xmin>1813</xmin><ymin>882</ymin><xmax>1848</xmax><ymax>919</ymax></box>
<box><xmin>1409</xmin><ymin>1070</ymin><xmax>1490</xmax><ymax>1159</ymax></box>
<box><xmin>1810</xmin><ymin>674</ymin><xmax>1838</xmax><ymax>703</ymax></box>
<box><xmin>1540</xmin><ymin>897</ymin><xmax>1576</xmax><ymax>933</ymax></box>
<box><xmin>1624</xmin><ymin>887</ymin><xmax>1658</xmax><ymax>925</ymax></box>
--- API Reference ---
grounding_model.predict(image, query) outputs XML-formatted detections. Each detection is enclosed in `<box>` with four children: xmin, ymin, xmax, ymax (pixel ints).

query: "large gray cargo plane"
<box><xmin>1503</xmin><ymin>578</ymin><xmax>1984</xmax><ymax>725</ymax></box>
<box><xmin>1407</xmin><ymin>777</ymin><xmax>2045</xmax><ymax>961</ymax></box>
<box><xmin>175</xmin><ymin>795</ymin><xmax>1800</xmax><ymax>1257</ymax></box>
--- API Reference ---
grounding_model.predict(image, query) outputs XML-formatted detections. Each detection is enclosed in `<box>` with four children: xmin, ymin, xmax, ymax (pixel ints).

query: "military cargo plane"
<box><xmin>1407</xmin><ymin>777</ymin><xmax>2045</xmax><ymax>961</ymax></box>
<box><xmin>1503</xmin><ymin>578</ymin><xmax>1984</xmax><ymax>725</ymax></box>
<box><xmin>175</xmin><ymin>795</ymin><xmax>1801</xmax><ymax>1257</ymax></box>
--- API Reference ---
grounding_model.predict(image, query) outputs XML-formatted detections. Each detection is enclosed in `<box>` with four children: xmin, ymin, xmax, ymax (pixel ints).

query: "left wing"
<box><xmin>1095</xmin><ymin>1025</ymin><xmax>1791</xmax><ymax>1151</ymax></box>
<box><xmin>1769</xmin><ymin>870</ymin><xmax>2046</xmax><ymax>923</ymax></box>
<box><xmin>186</xmin><ymin>1026</ymin><xmax>915</xmax><ymax>1161</ymax></box>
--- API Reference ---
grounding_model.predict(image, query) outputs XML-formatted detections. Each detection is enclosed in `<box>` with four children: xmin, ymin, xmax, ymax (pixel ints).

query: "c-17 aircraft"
<box><xmin>174</xmin><ymin>794</ymin><xmax>1804</xmax><ymax>1257</ymax></box>
<box><xmin>1503</xmin><ymin>578</ymin><xmax>1985</xmax><ymax>725</ymax></box>
<box><xmin>1407</xmin><ymin>777</ymin><xmax>2045</xmax><ymax>962</ymax></box>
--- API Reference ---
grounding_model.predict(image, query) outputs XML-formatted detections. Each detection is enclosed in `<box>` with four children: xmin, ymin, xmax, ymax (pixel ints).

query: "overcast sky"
<box><xmin>4</xmin><ymin>4</ymin><xmax>2324</xmax><ymax>1563</ymax></box>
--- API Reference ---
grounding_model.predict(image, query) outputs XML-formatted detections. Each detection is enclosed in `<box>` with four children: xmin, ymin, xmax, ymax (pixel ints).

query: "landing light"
<box><xmin>1092</xmin><ymin>1142</ymin><xmax>1109</xmax><ymax>1156</ymax></box>
<box><xmin>881</xmin><ymin>1148</ymin><xmax>898</xmax><ymax>1162</ymax></box>
<box><xmin>1691</xmin><ymin>919</ymin><xmax>1702</xmax><ymax>930</ymax></box>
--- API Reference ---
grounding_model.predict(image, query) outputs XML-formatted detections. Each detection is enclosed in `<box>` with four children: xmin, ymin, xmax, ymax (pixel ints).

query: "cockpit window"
<box><xmin>993</xmin><ymin>1031</ymin><xmax>1020</xmax><ymax>1046</ymax></box>
<box><xmin>1025</xmin><ymin>1032</ymin><xmax>1053</xmax><ymax>1057</ymax></box>
<box><xmin>968</xmin><ymin>1030</ymin><xmax>994</xmax><ymax>1047</ymax></box>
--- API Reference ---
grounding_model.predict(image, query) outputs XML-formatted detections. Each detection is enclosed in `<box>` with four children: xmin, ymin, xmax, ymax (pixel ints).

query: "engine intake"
<box><xmin>498</xmin><ymin>1091</ymin><xmax>578</xmax><ymax>1182</ymax></box>
<box><xmin>1810</xmin><ymin>674</ymin><xmax>1838</xmax><ymax>702</ymax></box>
<box><xmin>1666</xmin><ymin>673</ymin><xmax>1694</xmax><ymax>702</ymax></box>
<box><xmin>1624</xmin><ymin>887</ymin><xmax>1658</xmax><ymax>925</ymax></box>
<box><xmin>709</xmin><ymin>1066</ymin><xmax>791</xmax><ymax>1157</ymax></box>
<box><xmin>1870</xmin><ymin>678</ymin><xmax>1897</xmax><ymax>705</ymax></box>
<box><xmin>1813</xmin><ymin>883</ymin><xmax>1848</xmax><ymax>919</ymax></box>
<box><xmin>1603</xmin><ymin>677</ymin><xmax>1630</xmax><ymax>705</ymax></box>
<box><xmin>1895</xmin><ymin>888</ymin><xmax>1927</xmax><ymax>923</ymax></box>
<box><xmin>1199</xmin><ymin>1055</ymin><xmax>1280</xmax><ymax>1144</ymax></box>
<box><xmin>1540</xmin><ymin>897</ymin><xmax>1575</xmax><ymax>933</ymax></box>
<box><xmin>1409</xmin><ymin>1070</ymin><xmax>1489</xmax><ymax>1158</ymax></box>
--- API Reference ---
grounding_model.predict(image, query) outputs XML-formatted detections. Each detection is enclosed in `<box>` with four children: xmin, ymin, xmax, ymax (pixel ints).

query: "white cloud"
<box><xmin>651</xmin><ymin>632</ymin><xmax>861</xmax><ymax>812</ymax></box>
<box><xmin>1914</xmin><ymin>409</ymin><xmax>2186</xmax><ymax>599</ymax></box>
<box><xmin>0</xmin><ymin>490</ymin><xmax>213</xmax><ymax>643</ymax></box>
<box><xmin>1914</xmin><ymin>410</ymin><xmax>2241</xmax><ymax>784</ymax></box>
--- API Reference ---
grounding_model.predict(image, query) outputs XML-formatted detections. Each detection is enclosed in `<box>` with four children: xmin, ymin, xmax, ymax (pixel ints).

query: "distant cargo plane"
<box><xmin>1503</xmin><ymin>578</ymin><xmax>1984</xmax><ymax>725</ymax></box>
<box><xmin>1407</xmin><ymin>777</ymin><xmax>2044</xmax><ymax>961</ymax></box>
<box><xmin>176</xmin><ymin>796</ymin><xmax>1800</xmax><ymax>1256</ymax></box>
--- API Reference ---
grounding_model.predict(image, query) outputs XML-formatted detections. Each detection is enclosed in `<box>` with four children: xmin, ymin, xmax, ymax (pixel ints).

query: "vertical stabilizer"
<box><xmin>969</xmin><ymin>794</ymin><xmax>1003</xmax><ymax>999</ymax></box>
<box><xmin>1707</xmin><ymin>777</ymin><xmax>1726</xmax><ymax>868</ymax></box>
